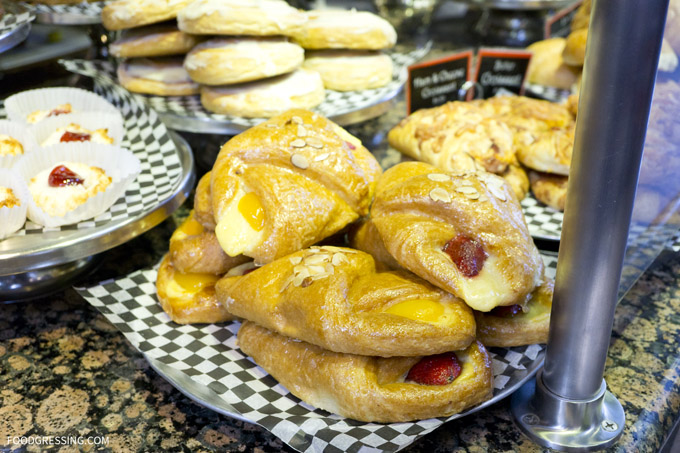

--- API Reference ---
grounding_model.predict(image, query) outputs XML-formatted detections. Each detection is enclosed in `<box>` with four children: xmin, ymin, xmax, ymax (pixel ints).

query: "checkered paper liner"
<box><xmin>521</xmin><ymin>194</ymin><xmax>564</xmax><ymax>241</ymax></box>
<box><xmin>76</xmin><ymin>253</ymin><xmax>558</xmax><ymax>453</ymax></box>
<box><xmin>0</xmin><ymin>2</ymin><xmax>35</xmax><ymax>36</ymax></box>
<box><xmin>670</xmin><ymin>229</ymin><xmax>680</xmax><ymax>252</ymax></box>
<box><xmin>32</xmin><ymin>1</ymin><xmax>106</xmax><ymax>24</ymax></box>
<box><xmin>524</xmin><ymin>82</ymin><xmax>573</xmax><ymax>103</ymax></box>
<box><xmin>0</xmin><ymin>86</ymin><xmax>181</xmax><ymax>237</ymax></box>
<box><xmin>61</xmin><ymin>44</ymin><xmax>431</xmax><ymax>131</ymax></box>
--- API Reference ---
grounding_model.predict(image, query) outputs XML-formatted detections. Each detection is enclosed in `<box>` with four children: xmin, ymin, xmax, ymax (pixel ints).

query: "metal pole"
<box><xmin>511</xmin><ymin>0</ymin><xmax>669</xmax><ymax>450</ymax></box>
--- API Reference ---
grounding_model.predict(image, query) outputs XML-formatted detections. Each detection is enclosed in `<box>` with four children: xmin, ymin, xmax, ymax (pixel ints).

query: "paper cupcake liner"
<box><xmin>4</xmin><ymin>87</ymin><xmax>123</xmax><ymax>125</ymax></box>
<box><xmin>0</xmin><ymin>169</ymin><xmax>30</xmax><ymax>239</ymax></box>
<box><xmin>31</xmin><ymin>112</ymin><xmax>125</xmax><ymax>148</ymax></box>
<box><xmin>0</xmin><ymin>120</ymin><xmax>39</xmax><ymax>169</ymax></box>
<box><xmin>13</xmin><ymin>144</ymin><xmax>141</xmax><ymax>228</ymax></box>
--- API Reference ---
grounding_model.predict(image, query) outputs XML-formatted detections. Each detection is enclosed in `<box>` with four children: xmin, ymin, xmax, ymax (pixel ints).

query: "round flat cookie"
<box><xmin>110</xmin><ymin>24</ymin><xmax>204</xmax><ymax>58</ymax></box>
<box><xmin>118</xmin><ymin>57</ymin><xmax>200</xmax><ymax>96</ymax></box>
<box><xmin>303</xmin><ymin>50</ymin><xmax>393</xmax><ymax>91</ymax></box>
<box><xmin>102</xmin><ymin>0</ymin><xmax>191</xmax><ymax>31</ymax></box>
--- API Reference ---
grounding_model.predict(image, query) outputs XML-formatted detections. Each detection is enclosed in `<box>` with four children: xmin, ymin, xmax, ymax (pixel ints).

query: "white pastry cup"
<box><xmin>0</xmin><ymin>169</ymin><xmax>29</xmax><ymax>239</ymax></box>
<box><xmin>0</xmin><ymin>120</ymin><xmax>38</xmax><ymax>169</ymax></box>
<box><xmin>31</xmin><ymin>112</ymin><xmax>125</xmax><ymax>148</ymax></box>
<box><xmin>4</xmin><ymin>87</ymin><xmax>123</xmax><ymax>125</ymax></box>
<box><xmin>13</xmin><ymin>144</ymin><xmax>141</xmax><ymax>228</ymax></box>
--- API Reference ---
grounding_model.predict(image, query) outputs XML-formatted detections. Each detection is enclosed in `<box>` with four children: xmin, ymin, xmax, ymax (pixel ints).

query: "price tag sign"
<box><xmin>406</xmin><ymin>50</ymin><xmax>473</xmax><ymax>114</ymax></box>
<box><xmin>474</xmin><ymin>48</ymin><xmax>532</xmax><ymax>98</ymax></box>
<box><xmin>544</xmin><ymin>0</ymin><xmax>583</xmax><ymax>38</ymax></box>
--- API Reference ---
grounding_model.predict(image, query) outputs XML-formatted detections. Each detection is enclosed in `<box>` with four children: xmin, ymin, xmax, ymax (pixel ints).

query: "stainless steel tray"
<box><xmin>0</xmin><ymin>2</ymin><xmax>35</xmax><ymax>53</ymax></box>
<box><xmin>466</xmin><ymin>0</ymin><xmax>576</xmax><ymax>10</ymax></box>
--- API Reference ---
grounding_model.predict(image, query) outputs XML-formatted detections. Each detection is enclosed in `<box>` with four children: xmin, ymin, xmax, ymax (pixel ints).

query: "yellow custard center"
<box><xmin>238</xmin><ymin>192</ymin><xmax>265</xmax><ymax>232</ymax></box>
<box><xmin>385</xmin><ymin>299</ymin><xmax>445</xmax><ymax>323</ymax></box>
<box><xmin>179</xmin><ymin>215</ymin><xmax>204</xmax><ymax>236</ymax></box>
<box><xmin>174</xmin><ymin>272</ymin><xmax>219</xmax><ymax>293</ymax></box>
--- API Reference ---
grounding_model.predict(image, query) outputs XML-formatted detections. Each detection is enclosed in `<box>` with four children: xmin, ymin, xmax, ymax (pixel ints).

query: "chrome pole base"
<box><xmin>511</xmin><ymin>369</ymin><xmax>625</xmax><ymax>452</ymax></box>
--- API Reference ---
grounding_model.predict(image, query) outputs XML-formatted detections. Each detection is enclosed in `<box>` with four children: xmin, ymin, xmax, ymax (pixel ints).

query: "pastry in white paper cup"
<box><xmin>31</xmin><ymin>112</ymin><xmax>125</xmax><ymax>148</ymax></box>
<box><xmin>4</xmin><ymin>87</ymin><xmax>123</xmax><ymax>125</ymax></box>
<box><xmin>0</xmin><ymin>169</ymin><xmax>29</xmax><ymax>239</ymax></box>
<box><xmin>13</xmin><ymin>143</ymin><xmax>141</xmax><ymax>227</ymax></box>
<box><xmin>0</xmin><ymin>120</ymin><xmax>38</xmax><ymax>168</ymax></box>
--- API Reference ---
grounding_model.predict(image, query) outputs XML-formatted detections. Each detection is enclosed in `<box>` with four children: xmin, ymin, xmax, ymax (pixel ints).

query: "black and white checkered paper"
<box><xmin>32</xmin><ymin>1</ymin><xmax>106</xmax><ymax>24</ymax></box>
<box><xmin>524</xmin><ymin>82</ymin><xmax>573</xmax><ymax>103</ymax></box>
<box><xmin>521</xmin><ymin>195</ymin><xmax>564</xmax><ymax>241</ymax></box>
<box><xmin>0</xmin><ymin>84</ymin><xmax>181</xmax><ymax>238</ymax></box>
<box><xmin>670</xmin><ymin>229</ymin><xmax>680</xmax><ymax>252</ymax></box>
<box><xmin>76</xmin><ymin>254</ymin><xmax>558</xmax><ymax>453</ymax></box>
<box><xmin>61</xmin><ymin>44</ymin><xmax>431</xmax><ymax>132</ymax></box>
<box><xmin>0</xmin><ymin>2</ymin><xmax>35</xmax><ymax>37</ymax></box>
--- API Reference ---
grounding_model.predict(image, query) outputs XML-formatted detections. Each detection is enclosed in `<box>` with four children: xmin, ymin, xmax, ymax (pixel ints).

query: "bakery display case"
<box><xmin>1</xmin><ymin>0</ymin><xmax>680</xmax><ymax>452</ymax></box>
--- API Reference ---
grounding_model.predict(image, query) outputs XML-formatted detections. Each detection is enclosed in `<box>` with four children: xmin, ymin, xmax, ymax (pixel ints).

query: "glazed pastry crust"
<box><xmin>102</xmin><ymin>0</ymin><xmax>191</xmax><ymax>31</ymax></box>
<box><xmin>118</xmin><ymin>58</ymin><xmax>200</xmax><ymax>96</ymax></box>
<box><xmin>110</xmin><ymin>25</ymin><xmax>203</xmax><ymax>58</ymax></box>
<box><xmin>302</xmin><ymin>50</ymin><xmax>393</xmax><ymax>91</ymax></box>
<box><xmin>210</xmin><ymin>109</ymin><xmax>381</xmax><ymax>263</ymax></box>
<box><xmin>370</xmin><ymin>162</ymin><xmax>544</xmax><ymax>312</ymax></box>
<box><xmin>177</xmin><ymin>0</ymin><xmax>306</xmax><ymax>36</ymax></box>
<box><xmin>200</xmin><ymin>69</ymin><xmax>325</xmax><ymax>118</ymax></box>
<box><xmin>217</xmin><ymin>247</ymin><xmax>476</xmax><ymax>357</ymax></box>
<box><xmin>526</xmin><ymin>38</ymin><xmax>580</xmax><ymax>90</ymax></box>
<box><xmin>169</xmin><ymin>211</ymin><xmax>249</xmax><ymax>274</ymax></box>
<box><xmin>238</xmin><ymin>321</ymin><xmax>494</xmax><ymax>423</ymax></box>
<box><xmin>475</xmin><ymin>277</ymin><xmax>553</xmax><ymax>347</ymax></box>
<box><xmin>291</xmin><ymin>9</ymin><xmax>397</xmax><ymax>50</ymax></box>
<box><xmin>156</xmin><ymin>254</ymin><xmax>236</xmax><ymax>324</ymax></box>
<box><xmin>193</xmin><ymin>172</ymin><xmax>216</xmax><ymax>229</ymax></box>
<box><xmin>349</xmin><ymin>219</ymin><xmax>402</xmax><ymax>272</ymax></box>
<box><xmin>500</xmin><ymin>163</ymin><xmax>529</xmax><ymax>201</ymax></box>
<box><xmin>528</xmin><ymin>170</ymin><xmax>568</xmax><ymax>211</ymax></box>
<box><xmin>562</xmin><ymin>28</ymin><xmax>588</xmax><ymax>67</ymax></box>
<box><xmin>184</xmin><ymin>38</ymin><xmax>304</xmax><ymax>85</ymax></box>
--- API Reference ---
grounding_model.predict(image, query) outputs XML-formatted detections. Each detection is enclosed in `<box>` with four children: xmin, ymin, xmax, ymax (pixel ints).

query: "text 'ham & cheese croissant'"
<box><xmin>210</xmin><ymin>109</ymin><xmax>382</xmax><ymax>264</ymax></box>
<box><xmin>360</xmin><ymin>161</ymin><xmax>544</xmax><ymax>313</ymax></box>
<box><xmin>217</xmin><ymin>246</ymin><xmax>476</xmax><ymax>357</ymax></box>
<box><xmin>238</xmin><ymin>320</ymin><xmax>493</xmax><ymax>423</ymax></box>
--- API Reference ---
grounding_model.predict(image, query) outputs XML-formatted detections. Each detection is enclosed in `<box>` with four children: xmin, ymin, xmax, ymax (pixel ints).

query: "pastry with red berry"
<box><xmin>237</xmin><ymin>320</ymin><xmax>493</xmax><ymax>422</ymax></box>
<box><xmin>216</xmin><ymin>246</ymin><xmax>476</xmax><ymax>357</ymax></box>
<box><xmin>26</xmin><ymin>103</ymin><xmax>73</xmax><ymax>124</ymax></box>
<box><xmin>41</xmin><ymin>123</ymin><xmax>115</xmax><ymax>147</ymax></box>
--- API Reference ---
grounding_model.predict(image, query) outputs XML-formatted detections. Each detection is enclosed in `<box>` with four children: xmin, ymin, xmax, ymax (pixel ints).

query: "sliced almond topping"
<box><xmin>487</xmin><ymin>184</ymin><xmax>507</xmax><ymax>201</ymax></box>
<box><xmin>429</xmin><ymin>188</ymin><xmax>452</xmax><ymax>203</ymax></box>
<box><xmin>290</xmin><ymin>138</ymin><xmax>306</xmax><ymax>148</ymax></box>
<box><xmin>325</xmin><ymin>263</ymin><xmax>335</xmax><ymax>274</ymax></box>
<box><xmin>331</xmin><ymin>253</ymin><xmax>348</xmax><ymax>266</ymax></box>
<box><xmin>306</xmin><ymin>137</ymin><xmax>324</xmax><ymax>149</ymax></box>
<box><xmin>293</xmin><ymin>274</ymin><xmax>306</xmax><ymax>287</ymax></box>
<box><xmin>280</xmin><ymin>274</ymin><xmax>294</xmax><ymax>292</ymax></box>
<box><xmin>465</xmin><ymin>192</ymin><xmax>480</xmax><ymax>200</ymax></box>
<box><xmin>427</xmin><ymin>173</ymin><xmax>450</xmax><ymax>182</ymax></box>
<box><xmin>478</xmin><ymin>195</ymin><xmax>489</xmax><ymax>202</ymax></box>
<box><xmin>311</xmin><ymin>272</ymin><xmax>329</xmax><ymax>281</ymax></box>
<box><xmin>291</xmin><ymin>153</ymin><xmax>309</xmax><ymax>169</ymax></box>
<box><xmin>314</xmin><ymin>153</ymin><xmax>330</xmax><ymax>162</ymax></box>
<box><xmin>460</xmin><ymin>180</ymin><xmax>474</xmax><ymax>186</ymax></box>
<box><xmin>297</xmin><ymin>125</ymin><xmax>307</xmax><ymax>137</ymax></box>
<box><xmin>456</xmin><ymin>186</ymin><xmax>478</xmax><ymax>195</ymax></box>
<box><xmin>292</xmin><ymin>115</ymin><xmax>303</xmax><ymax>124</ymax></box>
<box><xmin>307</xmin><ymin>265</ymin><xmax>326</xmax><ymax>275</ymax></box>
<box><xmin>289</xmin><ymin>256</ymin><xmax>303</xmax><ymax>265</ymax></box>
<box><xmin>304</xmin><ymin>254</ymin><xmax>328</xmax><ymax>265</ymax></box>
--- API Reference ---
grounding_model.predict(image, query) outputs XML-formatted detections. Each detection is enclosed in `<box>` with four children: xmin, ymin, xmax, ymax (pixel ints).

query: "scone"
<box><xmin>302</xmin><ymin>50</ymin><xmax>393</xmax><ymax>91</ymax></box>
<box><xmin>29</xmin><ymin>162</ymin><xmax>112</xmax><ymax>217</ymax></box>
<box><xmin>526</xmin><ymin>38</ymin><xmax>581</xmax><ymax>90</ymax></box>
<box><xmin>26</xmin><ymin>103</ymin><xmax>72</xmax><ymax>124</ymax></box>
<box><xmin>177</xmin><ymin>0</ymin><xmax>306</xmax><ymax>36</ymax></box>
<box><xmin>184</xmin><ymin>37</ymin><xmax>304</xmax><ymax>85</ymax></box>
<box><xmin>102</xmin><ymin>0</ymin><xmax>192</xmax><ymax>31</ymax></box>
<box><xmin>528</xmin><ymin>170</ymin><xmax>568</xmax><ymax>211</ymax></box>
<box><xmin>0</xmin><ymin>134</ymin><xmax>24</xmax><ymax>156</ymax></box>
<box><xmin>109</xmin><ymin>24</ymin><xmax>204</xmax><ymax>58</ymax></box>
<box><xmin>118</xmin><ymin>58</ymin><xmax>200</xmax><ymax>96</ymax></box>
<box><xmin>156</xmin><ymin>254</ymin><xmax>236</xmax><ymax>324</ymax></box>
<box><xmin>291</xmin><ymin>9</ymin><xmax>397</xmax><ymax>50</ymax></box>
<box><xmin>200</xmin><ymin>69</ymin><xmax>324</xmax><ymax>118</ymax></box>
<box><xmin>238</xmin><ymin>321</ymin><xmax>494</xmax><ymax>423</ymax></box>
<box><xmin>41</xmin><ymin>124</ymin><xmax>115</xmax><ymax>147</ymax></box>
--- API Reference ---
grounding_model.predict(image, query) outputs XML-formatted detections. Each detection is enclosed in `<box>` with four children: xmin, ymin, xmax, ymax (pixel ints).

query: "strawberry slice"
<box><xmin>406</xmin><ymin>352</ymin><xmax>462</xmax><ymax>385</ymax></box>
<box><xmin>442</xmin><ymin>234</ymin><xmax>487</xmax><ymax>277</ymax></box>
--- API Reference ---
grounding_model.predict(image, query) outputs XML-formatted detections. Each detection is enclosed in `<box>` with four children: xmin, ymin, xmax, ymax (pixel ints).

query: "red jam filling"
<box><xmin>48</xmin><ymin>107</ymin><xmax>70</xmax><ymax>117</ymax></box>
<box><xmin>48</xmin><ymin>165</ymin><xmax>84</xmax><ymax>187</ymax></box>
<box><xmin>490</xmin><ymin>304</ymin><xmax>524</xmax><ymax>318</ymax></box>
<box><xmin>60</xmin><ymin>131</ymin><xmax>91</xmax><ymax>143</ymax></box>
<box><xmin>443</xmin><ymin>234</ymin><xmax>487</xmax><ymax>277</ymax></box>
<box><xmin>406</xmin><ymin>352</ymin><xmax>462</xmax><ymax>385</ymax></box>
<box><xmin>345</xmin><ymin>141</ymin><xmax>356</xmax><ymax>150</ymax></box>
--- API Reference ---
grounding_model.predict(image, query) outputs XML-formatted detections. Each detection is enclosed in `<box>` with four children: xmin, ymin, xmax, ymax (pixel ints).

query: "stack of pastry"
<box><xmin>388</xmin><ymin>95</ymin><xmax>576</xmax><ymax>210</ymax></box>
<box><xmin>102</xmin><ymin>0</ymin><xmax>203</xmax><ymax>96</ymax></box>
<box><xmin>156</xmin><ymin>109</ymin><xmax>553</xmax><ymax>423</ymax></box>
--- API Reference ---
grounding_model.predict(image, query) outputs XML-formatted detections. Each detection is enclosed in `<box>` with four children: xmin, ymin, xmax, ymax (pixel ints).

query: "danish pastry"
<box><xmin>0</xmin><ymin>186</ymin><xmax>21</xmax><ymax>209</ymax></box>
<box><xmin>217</xmin><ymin>246</ymin><xmax>476</xmax><ymax>357</ymax></box>
<box><xmin>291</xmin><ymin>9</ymin><xmax>397</xmax><ymax>50</ymax></box>
<box><xmin>109</xmin><ymin>24</ymin><xmax>203</xmax><ymax>58</ymax></box>
<box><xmin>210</xmin><ymin>109</ymin><xmax>381</xmax><ymax>263</ymax></box>
<box><xmin>200</xmin><ymin>69</ymin><xmax>325</xmax><ymax>118</ymax></box>
<box><xmin>102</xmin><ymin>0</ymin><xmax>191</xmax><ymax>31</ymax></box>
<box><xmin>515</xmin><ymin>123</ymin><xmax>574</xmax><ymax>176</ymax></box>
<box><xmin>0</xmin><ymin>135</ymin><xmax>24</xmax><ymax>156</ymax></box>
<box><xmin>500</xmin><ymin>163</ymin><xmax>530</xmax><ymax>201</ymax></box>
<box><xmin>238</xmin><ymin>321</ymin><xmax>493</xmax><ymax>423</ymax></box>
<box><xmin>26</xmin><ymin>103</ymin><xmax>72</xmax><ymax>124</ymax></box>
<box><xmin>368</xmin><ymin>162</ymin><xmax>544</xmax><ymax>312</ymax></box>
<box><xmin>528</xmin><ymin>170</ymin><xmax>568</xmax><ymax>211</ymax></box>
<box><xmin>169</xmin><ymin>211</ymin><xmax>250</xmax><ymax>275</ymax></box>
<box><xmin>41</xmin><ymin>123</ymin><xmax>115</xmax><ymax>147</ymax></box>
<box><xmin>526</xmin><ymin>38</ymin><xmax>580</xmax><ymax>90</ymax></box>
<box><xmin>184</xmin><ymin>37</ymin><xmax>304</xmax><ymax>85</ymax></box>
<box><xmin>562</xmin><ymin>28</ymin><xmax>588</xmax><ymax>67</ymax></box>
<box><xmin>302</xmin><ymin>50</ymin><xmax>393</xmax><ymax>91</ymax></box>
<box><xmin>474</xmin><ymin>277</ymin><xmax>553</xmax><ymax>347</ymax></box>
<box><xmin>118</xmin><ymin>58</ymin><xmax>200</xmax><ymax>96</ymax></box>
<box><xmin>177</xmin><ymin>0</ymin><xmax>306</xmax><ymax>36</ymax></box>
<box><xmin>193</xmin><ymin>172</ymin><xmax>216</xmax><ymax>230</ymax></box>
<box><xmin>156</xmin><ymin>254</ymin><xmax>236</xmax><ymax>324</ymax></box>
